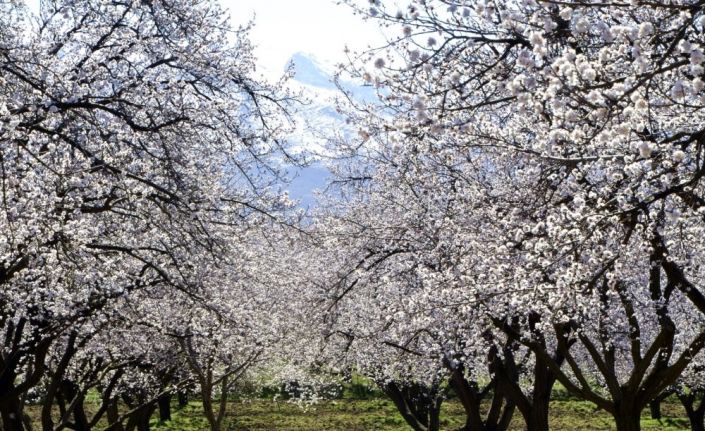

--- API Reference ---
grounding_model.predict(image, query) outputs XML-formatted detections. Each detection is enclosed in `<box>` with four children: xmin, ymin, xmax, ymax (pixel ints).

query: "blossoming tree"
<box><xmin>0</xmin><ymin>0</ymin><xmax>296</xmax><ymax>429</ymax></box>
<box><xmin>327</xmin><ymin>1</ymin><xmax>705</xmax><ymax>430</ymax></box>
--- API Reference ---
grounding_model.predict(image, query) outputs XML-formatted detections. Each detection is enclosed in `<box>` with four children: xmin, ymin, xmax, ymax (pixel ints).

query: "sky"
<box><xmin>25</xmin><ymin>0</ymin><xmax>385</xmax><ymax>78</ymax></box>
<box><xmin>223</xmin><ymin>0</ymin><xmax>385</xmax><ymax>78</ymax></box>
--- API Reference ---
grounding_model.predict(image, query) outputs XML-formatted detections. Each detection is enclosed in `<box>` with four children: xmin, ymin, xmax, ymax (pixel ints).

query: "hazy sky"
<box><xmin>26</xmin><ymin>0</ymin><xmax>385</xmax><ymax>79</ymax></box>
<box><xmin>224</xmin><ymin>0</ymin><xmax>385</xmax><ymax>78</ymax></box>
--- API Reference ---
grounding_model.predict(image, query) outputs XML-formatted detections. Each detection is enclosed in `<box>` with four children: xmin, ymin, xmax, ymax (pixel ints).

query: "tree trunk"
<box><xmin>382</xmin><ymin>381</ymin><xmax>442</xmax><ymax>431</ymax></box>
<box><xmin>429</xmin><ymin>398</ymin><xmax>440</xmax><ymax>431</ymax></box>
<box><xmin>177</xmin><ymin>391</ymin><xmax>188</xmax><ymax>408</ymax></box>
<box><xmin>0</xmin><ymin>357</ymin><xmax>27</xmax><ymax>431</ymax></box>
<box><xmin>105</xmin><ymin>399</ymin><xmax>125</xmax><ymax>431</ymax></box>
<box><xmin>136</xmin><ymin>411</ymin><xmax>151</xmax><ymax>431</ymax></box>
<box><xmin>487</xmin><ymin>324</ymin><xmax>554</xmax><ymax>431</ymax></box>
<box><xmin>199</xmin><ymin>376</ymin><xmax>228</xmax><ymax>431</ymax></box>
<box><xmin>525</xmin><ymin>365</ymin><xmax>552</xmax><ymax>431</ymax></box>
<box><xmin>158</xmin><ymin>394</ymin><xmax>172</xmax><ymax>422</ymax></box>
<box><xmin>525</xmin><ymin>405</ymin><xmax>549</xmax><ymax>431</ymax></box>
<box><xmin>680</xmin><ymin>392</ymin><xmax>705</xmax><ymax>431</ymax></box>
<box><xmin>0</xmin><ymin>396</ymin><xmax>27</xmax><ymax>431</ymax></box>
<box><xmin>688</xmin><ymin>409</ymin><xmax>705</xmax><ymax>431</ymax></box>
<box><xmin>60</xmin><ymin>380</ymin><xmax>90</xmax><ymax>431</ymax></box>
<box><xmin>649</xmin><ymin>399</ymin><xmax>661</xmax><ymax>420</ymax></box>
<box><xmin>124</xmin><ymin>404</ymin><xmax>155</xmax><ymax>431</ymax></box>
<box><xmin>496</xmin><ymin>351</ymin><xmax>554</xmax><ymax>431</ymax></box>
<box><xmin>450</xmin><ymin>373</ymin><xmax>483</xmax><ymax>431</ymax></box>
<box><xmin>449</xmin><ymin>370</ymin><xmax>514</xmax><ymax>431</ymax></box>
<box><xmin>200</xmin><ymin>386</ymin><xmax>217</xmax><ymax>431</ymax></box>
<box><xmin>613</xmin><ymin>405</ymin><xmax>641</xmax><ymax>431</ymax></box>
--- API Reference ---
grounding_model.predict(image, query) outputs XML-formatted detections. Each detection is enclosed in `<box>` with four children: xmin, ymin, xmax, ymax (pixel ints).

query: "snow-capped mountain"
<box><xmin>288</xmin><ymin>52</ymin><xmax>340</xmax><ymax>90</ymax></box>
<box><xmin>283</xmin><ymin>52</ymin><xmax>374</xmax><ymax>209</ymax></box>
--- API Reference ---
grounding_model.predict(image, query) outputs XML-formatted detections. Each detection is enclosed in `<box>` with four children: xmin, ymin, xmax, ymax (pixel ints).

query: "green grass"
<box><xmin>141</xmin><ymin>398</ymin><xmax>694</xmax><ymax>431</ymax></box>
<box><xmin>24</xmin><ymin>384</ymin><xmax>695</xmax><ymax>431</ymax></box>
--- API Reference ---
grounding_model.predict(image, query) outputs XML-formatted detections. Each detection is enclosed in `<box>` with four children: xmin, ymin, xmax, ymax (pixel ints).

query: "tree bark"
<box><xmin>381</xmin><ymin>381</ymin><xmax>442</xmax><ymax>431</ymax></box>
<box><xmin>158</xmin><ymin>394</ymin><xmax>172</xmax><ymax>422</ymax></box>
<box><xmin>680</xmin><ymin>391</ymin><xmax>705</xmax><ymax>431</ymax></box>
<box><xmin>105</xmin><ymin>399</ymin><xmax>125</xmax><ymax>431</ymax></box>
<box><xmin>649</xmin><ymin>399</ymin><xmax>661</xmax><ymax>420</ymax></box>
<box><xmin>448</xmin><ymin>367</ymin><xmax>514</xmax><ymax>431</ymax></box>
<box><xmin>493</xmin><ymin>348</ymin><xmax>556</xmax><ymax>431</ymax></box>
<box><xmin>199</xmin><ymin>372</ymin><xmax>229</xmax><ymax>431</ymax></box>
<box><xmin>613</xmin><ymin>409</ymin><xmax>641</xmax><ymax>431</ymax></box>
<box><xmin>525</xmin><ymin>405</ymin><xmax>550</xmax><ymax>431</ymax></box>
<box><xmin>177</xmin><ymin>391</ymin><xmax>188</xmax><ymax>408</ymax></box>
<box><xmin>613</xmin><ymin>397</ymin><xmax>642</xmax><ymax>431</ymax></box>
<box><xmin>59</xmin><ymin>380</ymin><xmax>90</xmax><ymax>431</ymax></box>
<box><xmin>429</xmin><ymin>400</ymin><xmax>440</xmax><ymax>431</ymax></box>
<box><xmin>525</xmin><ymin>362</ymin><xmax>553</xmax><ymax>431</ymax></box>
<box><xmin>0</xmin><ymin>396</ymin><xmax>27</xmax><ymax>431</ymax></box>
<box><xmin>123</xmin><ymin>403</ymin><xmax>155</xmax><ymax>431</ymax></box>
<box><xmin>688</xmin><ymin>410</ymin><xmax>705</xmax><ymax>431</ymax></box>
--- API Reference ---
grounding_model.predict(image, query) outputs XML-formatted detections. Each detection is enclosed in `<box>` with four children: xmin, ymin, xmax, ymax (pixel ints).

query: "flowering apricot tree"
<box><xmin>325</xmin><ymin>1</ymin><xmax>705</xmax><ymax>431</ymax></box>
<box><xmin>0</xmin><ymin>0</ymin><xmax>296</xmax><ymax>428</ymax></box>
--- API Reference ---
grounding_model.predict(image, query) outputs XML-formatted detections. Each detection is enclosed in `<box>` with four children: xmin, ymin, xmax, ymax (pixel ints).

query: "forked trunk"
<box><xmin>496</xmin><ymin>351</ymin><xmax>556</xmax><ymax>431</ymax></box>
<box><xmin>449</xmin><ymin>371</ymin><xmax>514</xmax><ymax>431</ymax></box>
<box><xmin>382</xmin><ymin>381</ymin><xmax>442</xmax><ymax>431</ymax></box>
<box><xmin>60</xmin><ymin>379</ymin><xmax>90</xmax><ymax>431</ymax></box>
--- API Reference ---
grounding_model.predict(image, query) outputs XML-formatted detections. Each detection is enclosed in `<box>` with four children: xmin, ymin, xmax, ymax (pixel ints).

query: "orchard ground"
<box><xmin>25</xmin><ymin>393</ymin><xmax>696</xmax><ymax>431</ymax></box>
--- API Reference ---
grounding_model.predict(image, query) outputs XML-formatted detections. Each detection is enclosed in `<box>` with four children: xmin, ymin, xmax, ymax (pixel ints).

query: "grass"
<box><xmin>24</xmin><ymin>380</ymin><xmax>695</xmax><ymax>431</ymax></box>
<box><xmin>142</xmin><ymin>397</ymin><xmax>694</xmax><ymax>431</ymax></box>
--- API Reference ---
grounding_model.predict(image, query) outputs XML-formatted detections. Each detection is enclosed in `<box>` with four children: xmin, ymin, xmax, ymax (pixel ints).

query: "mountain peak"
<box><xmin>288</xmin><ymin>52</ymin><xmax>337</xmax><ymax>89</ymax></box>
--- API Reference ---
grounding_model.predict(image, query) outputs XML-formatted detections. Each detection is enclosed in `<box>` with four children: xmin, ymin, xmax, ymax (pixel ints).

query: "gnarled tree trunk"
<box><xmin>447</xmin><ymin>361</ymin><xmax>514</xmax><ymax>431</ymax></box>
<box><xmin>680</xmin><ymin>390</ymin><xmax>705</xmax><ymax>431</ymax></box>
<box><xmin>381</xmin><ymin>381</ymin><xmax>442</xmax><ymax>431</ymax></box>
